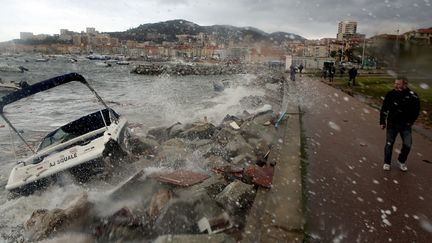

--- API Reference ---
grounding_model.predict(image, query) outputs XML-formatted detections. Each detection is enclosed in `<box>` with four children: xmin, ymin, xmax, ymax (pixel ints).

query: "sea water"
<box><xmin>0</xmin><ymin>54</ymin><xmax>265</xmax><ymax>240</ymax></box>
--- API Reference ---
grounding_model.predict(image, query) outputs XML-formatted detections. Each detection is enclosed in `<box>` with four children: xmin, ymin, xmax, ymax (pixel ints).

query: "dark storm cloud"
<box><xmin>221</xmin><ymin>0</ymin><xmax>432</xmax><ymax>37</ymax></box>
<box><xmin>0</xmin><ymin>0</ymin><xmax>431</xmax><ymax>41</ymax></box>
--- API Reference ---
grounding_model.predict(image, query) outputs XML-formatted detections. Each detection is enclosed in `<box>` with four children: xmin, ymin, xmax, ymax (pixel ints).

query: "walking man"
<box><xmin>380</xmin><ymin>77</ymin><xmax>420</xmax><ymax>171</ymax></box>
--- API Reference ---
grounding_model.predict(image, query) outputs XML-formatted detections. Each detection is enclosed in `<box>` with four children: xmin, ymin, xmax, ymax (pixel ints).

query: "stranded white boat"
<box><xmin>0</xmin><ymin>73</ymin><xmax>130</xmax><ymax>194</ymax></box>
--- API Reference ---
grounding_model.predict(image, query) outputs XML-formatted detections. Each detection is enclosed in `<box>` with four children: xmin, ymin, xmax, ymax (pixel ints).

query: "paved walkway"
<box><xmin>300</xmin><ymin>76</ymin><xmax>432</xmax><ymax>242</ymax></box>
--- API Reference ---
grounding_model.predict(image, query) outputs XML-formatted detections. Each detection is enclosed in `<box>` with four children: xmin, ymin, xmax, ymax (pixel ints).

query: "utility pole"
<box><xmin>341</xmin><ymin>41</ymin><xmax>344</xmax><ymax>61</ymax></box>
<box><xmin>361</xmin><ymin>37</ymin><xmax>366</xmax><ymax>68</ymax></box>
<box><xmin>395</xmin><ymin>28</ymin><xmax>400</xmax><ymax>69</ymax></box>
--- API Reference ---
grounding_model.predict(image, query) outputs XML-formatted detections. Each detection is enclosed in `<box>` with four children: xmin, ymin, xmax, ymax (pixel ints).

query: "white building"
<box><xmin>337</xmin><ymin>21</ymin><xmax>357</xmax><ymax>41</ymax></box>
<box><xmin>20</xmin><ymin>32</ymin><xmax>34</xmax><ymax>40</ymax></box>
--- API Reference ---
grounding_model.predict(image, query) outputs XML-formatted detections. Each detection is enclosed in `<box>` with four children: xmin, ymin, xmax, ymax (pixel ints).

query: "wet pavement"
<box><xmin>301</xmin><ymin>76</ymin><xmax>432</xmax><ymax>242</ymax></box>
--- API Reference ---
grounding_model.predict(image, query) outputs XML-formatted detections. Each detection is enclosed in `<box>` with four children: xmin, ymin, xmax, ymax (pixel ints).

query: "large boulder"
<box><xmin>152</xmin><ymin>199</ymin><xmax>200</xmax><ymax>235</ymax></box>
<box><xmin>215</xmin><ymin>180</ymin><xmax>256</xmax><ymax>214</ymax></box>
<box><xmin>25</xmin><ymin>193</ymin><xmax>93</xmax><ymax>241</ymax></box>
<box><xmin>155</xmin><ymin>138</ymin><xmax>193</xmax><ymax>167</ymax></box>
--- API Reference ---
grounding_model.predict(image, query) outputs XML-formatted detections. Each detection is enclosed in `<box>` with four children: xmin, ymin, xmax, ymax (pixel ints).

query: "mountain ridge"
<box><xmin>107</xmin><ymin>19</ymin><xmax>305</xmax><ymax>44</ymax></box>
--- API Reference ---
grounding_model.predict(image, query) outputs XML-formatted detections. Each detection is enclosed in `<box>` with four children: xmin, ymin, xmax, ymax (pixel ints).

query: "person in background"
<box><xmin>328</xmin><ymin>65</ymin><xmax>336</xmax><ymax>82</ymax></box>
<box><xmin>289</xmin><ymin>64</ymin><xmax>296</xmax><ymax>81</ymax></box>
<box><xmin>348</xmin><ymin>66</ymin><xmax>358</xmax><ymax>86</ymax></box>
<box><xmin>298</xmin><ymin>64</ymin><xmax>304</xmax><ymax>76</ymax></box>
<box><xmin>380</xmin><ymin>77</ymin><xmax>420</xmax><ymax>171</ymax></box>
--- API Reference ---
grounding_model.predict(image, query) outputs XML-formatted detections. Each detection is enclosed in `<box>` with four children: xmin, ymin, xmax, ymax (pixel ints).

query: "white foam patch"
<box><xmin>196</xmin><ymin>86</ymin><xmax>266</xmax><ymax>123</ymax></box>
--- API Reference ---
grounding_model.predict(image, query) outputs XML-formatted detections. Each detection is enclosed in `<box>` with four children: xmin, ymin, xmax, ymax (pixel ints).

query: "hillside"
<box><xmin>107</xmin><ymin>19</ymin><xmax>305</xmax><ymax>44</ymax></box>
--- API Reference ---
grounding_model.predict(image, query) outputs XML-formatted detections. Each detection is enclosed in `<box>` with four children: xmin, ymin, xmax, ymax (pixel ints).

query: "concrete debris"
<box><xmin>198</xmin><ymin>212</ymin><xmax>232</xmax><ymax>234</ymax></box>
<box><xmin>229</xmin><ymin>121</ymin><xmax>240</xmax><ymax>130</ymax></box>
<box><xmin>215</xmin><ymin>180</ymin><xmax>256</xmax><ymax>213</ymax></box>
<box><xmin>244</xmin><ymin>165</ymin><xmax>274</xmax><ymax>188</ymax></box>
<box><xmin>21</xmin><ymin>70</ymin><xmax>290</xmax><ymax>242</ymax></box>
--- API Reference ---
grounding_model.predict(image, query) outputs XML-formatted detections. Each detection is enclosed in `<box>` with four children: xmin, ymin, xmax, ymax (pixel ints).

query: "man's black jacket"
<box><xmin>380</xmin><ymin>88</ymin><xmax>420</xmax><ymax>127</ymax></box>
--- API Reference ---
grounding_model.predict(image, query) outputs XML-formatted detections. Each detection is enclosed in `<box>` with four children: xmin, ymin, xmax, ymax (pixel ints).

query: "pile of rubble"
<box><xmin>22</xmin><ymin>72</ymin><xmax>288</xmax><ymax>242</ymax></box>
<box><xmin>23</xmin><ymin>107</ymin><xmax>287</xmax><ymax>242</ymax></box>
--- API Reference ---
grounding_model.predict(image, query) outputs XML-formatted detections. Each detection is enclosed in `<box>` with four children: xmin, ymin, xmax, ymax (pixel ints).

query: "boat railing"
<box><xmin>30</xmin><ymin>127</ymin><xmax>107</xmax><ymax>164</ymax></box>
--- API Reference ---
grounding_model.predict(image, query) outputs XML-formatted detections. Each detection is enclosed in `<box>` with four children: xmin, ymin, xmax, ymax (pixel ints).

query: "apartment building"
<box><xmin>337</xmin><ymin>21</ymin><xmax>357</xmax><ymax>41</ymax></box>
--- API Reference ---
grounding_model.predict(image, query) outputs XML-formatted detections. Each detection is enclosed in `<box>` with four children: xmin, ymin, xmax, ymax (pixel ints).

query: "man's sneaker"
<box><xmin>383</xmin><ymin>164</ymin><xmax>391</xmax><ymax>171</ymax></box>
<box><xmin>399</xmin><ymin>162</ymin><xmax>408</xmax><ymax>172</ymax></box>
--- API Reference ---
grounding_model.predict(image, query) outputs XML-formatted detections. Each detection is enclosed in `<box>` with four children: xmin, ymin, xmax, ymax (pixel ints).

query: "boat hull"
<box><xmin>5</xmin><ymin>116</ymin><xmax>130</xmax><ymax>193</ymax></box>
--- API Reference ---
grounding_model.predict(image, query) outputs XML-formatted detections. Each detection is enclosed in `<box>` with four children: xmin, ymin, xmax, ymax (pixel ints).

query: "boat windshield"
<box><xmin>37</xmin><ymin>108</ymin><xmax>117</xmax><ymax>152</ymax></box>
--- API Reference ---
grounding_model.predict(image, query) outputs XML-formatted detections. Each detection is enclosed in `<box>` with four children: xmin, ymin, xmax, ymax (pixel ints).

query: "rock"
<box><xmin>153</xmin><ymin>199</ymin><xmax>200</xmax><ymax>235</ymax></box>
<box><xmin>25</xmin><ymin>193</ymin><xmax>93</xmax><ymax>241</ymax></box>
<box><xmin>203</xmin><ymin>155</ymin><xmax>231</xmax><ymax>169</ymax></box>
<box><xmin>147</xmin><ymin>126</ymin><xmax>170</xmax><ymax>142</ymax></box>
<box><xmin>93</xmin><ymin>207</ymin><xmax>145</xmax><ymax>242</ymax></box>
<box><xmin>203</xmin><ymin>144</ymin><xmax>230</xmax><ymax>161</ymax></box>
<box><xmin>230</xmin><ymin>153</ymin><xmax>257</xmax><ymax>166</ymax></box>
<box><xmin>247</xmin><ymin>138</ymin><xmax>271</xmax><ymax>163</ymax></box>
<box><xmin>155</xmin><ymin>138</ymin><xmax>192</xmax><ymax>167</ymax></box>
<box><xmin>215</xmin><ymin>180</ymin><xmax>256</xmax><ymax>213</ymax></box>
<box><xmin>240</xmin><ymin>120</ymin><xmax>277</xmax><ymax>144</ymax></box>
<box><xmin>214</xmin><ymin>127</ymin><xmax>238</xmax><ymax>146</ymax></box>
<box><xmin>168</xmin><ymin>122</ymin><xmax>185</xmax><ymax>138</ymax></box>
<box><xmin>129</xmin><ymin>136</ymin><xmax>159</xmax><ymax>155</ymax></box>
<box><xmin>175</xmin><ymin>174</ymin><xmax>229</xmax><ymax>199</ymax></box>
<box><xmin>37</xmin><ymin>232</ymin><xmax>94</xmax><ymax>243</ymax></box>
<box><xmin>178</xmin><ymin>123</ymin><xmax>217</xmax><ymax>140</ymax></box>
<box><xmin>154</xmin><ymin>233</ymin><xmax>236</xmax><ymax>243</ymax></box>
<box><xmin>224</xmin><ymin>134</ymin><xmax>255</xmax><ymax>158</ymax></box>
<box><xmin>148</xmin><ymin>189</ymin><xmax>172</xmax><ymax>220</ymax></box>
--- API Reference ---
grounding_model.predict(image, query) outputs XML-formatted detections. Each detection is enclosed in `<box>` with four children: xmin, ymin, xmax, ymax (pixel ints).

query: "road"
<box><xmin>298</xmin><ymin>76</ymin><xmax>432</xmax><ymax>242</ymax></box>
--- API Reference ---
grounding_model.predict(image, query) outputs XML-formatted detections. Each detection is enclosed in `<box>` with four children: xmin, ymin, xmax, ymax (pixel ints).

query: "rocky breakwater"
<box><xmin>20</xmin><ymin>72</ymin><xmax>289</xmax><ymax>242</ymax></box>
<box><xmin>132</xmin><ymin>62</ymin><xmax>246</xmax><ymax>75</ymax></box>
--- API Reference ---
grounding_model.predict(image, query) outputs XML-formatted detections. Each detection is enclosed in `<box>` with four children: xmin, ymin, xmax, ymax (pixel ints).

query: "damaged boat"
<box><xmin>0</xmin><ymin>73</ymin><xmax>131</xmax><ymax>194</ymax></box>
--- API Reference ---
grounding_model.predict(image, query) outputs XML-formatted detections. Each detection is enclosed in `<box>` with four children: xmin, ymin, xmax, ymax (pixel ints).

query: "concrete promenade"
<box><xmin>243</xmin><ymin>74</ymin><xmax>432</xmax><ymax>242</ymax></box>
<box><xmin>242</xmin><ymin>74</ymin><xmax>304</xmax><ymax>242</ymax></box>
<box><xmin>301</xmin><ymin>76</ymin><xmax>432</xmax><ymax>242</ymax></box>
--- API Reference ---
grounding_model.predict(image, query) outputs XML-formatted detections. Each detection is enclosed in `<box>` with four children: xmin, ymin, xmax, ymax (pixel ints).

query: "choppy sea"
<box><xmin>0</xmin><ymin>54</ymin><xmax>266</xmax><ymax>241</ymax></box>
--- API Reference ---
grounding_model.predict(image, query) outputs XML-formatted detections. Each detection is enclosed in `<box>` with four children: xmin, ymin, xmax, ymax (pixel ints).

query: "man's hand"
<box><xmin>380</xmin><ymin>124</ymin><xmax>386</xmax><ymax>130</ymax></box>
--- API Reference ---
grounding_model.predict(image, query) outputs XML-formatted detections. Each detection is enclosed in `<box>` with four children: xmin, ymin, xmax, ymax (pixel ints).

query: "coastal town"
<box><xmin>0</xmin><ymin>20</ymin><xmax>431</xmax><ymax>70</ymax></box>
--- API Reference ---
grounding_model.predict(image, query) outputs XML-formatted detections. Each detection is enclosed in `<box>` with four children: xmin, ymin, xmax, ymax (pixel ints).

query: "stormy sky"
<box><xmin>0</xmin><ymin>0</ymin><xmax>431</xmax><ymax>42</ymax></box>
